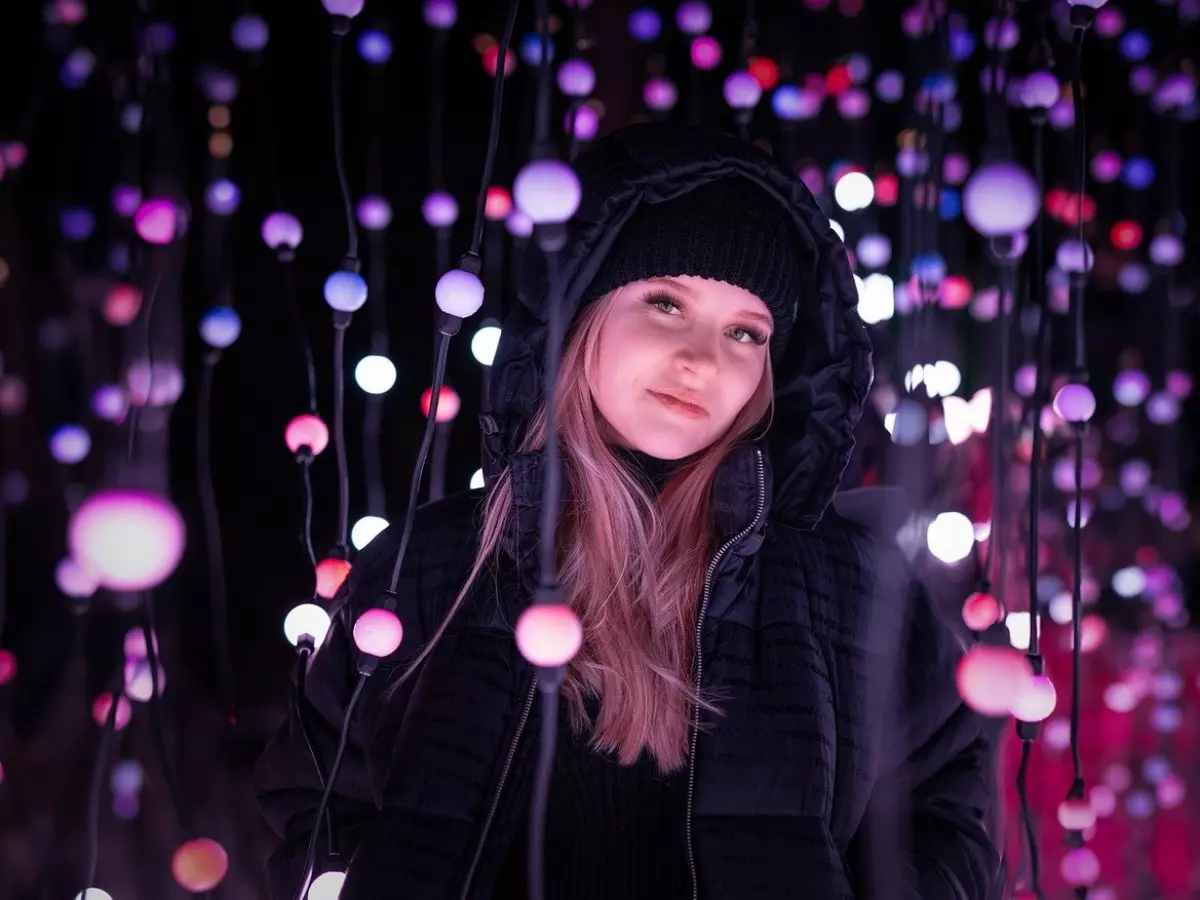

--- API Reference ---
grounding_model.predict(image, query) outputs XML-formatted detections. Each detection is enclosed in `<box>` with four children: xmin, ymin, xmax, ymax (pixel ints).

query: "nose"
<box><xmin>673</xmin><ymin>333</ymin><xmax>719</xmax><ymax>381</ymax></box>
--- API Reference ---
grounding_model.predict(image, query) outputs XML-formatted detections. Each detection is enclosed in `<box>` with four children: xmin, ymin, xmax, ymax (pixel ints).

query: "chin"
<box><xmin>626</xmin><ymin>432</ymin><xmax>711</xmax><ymax>461</ymax></box>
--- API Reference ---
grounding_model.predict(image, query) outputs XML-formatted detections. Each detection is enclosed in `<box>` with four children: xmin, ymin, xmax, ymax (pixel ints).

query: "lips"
<box><xmin>649</xmin><ymin>390</ymin><xmax>708</xmax><ymax>418</ymax></box>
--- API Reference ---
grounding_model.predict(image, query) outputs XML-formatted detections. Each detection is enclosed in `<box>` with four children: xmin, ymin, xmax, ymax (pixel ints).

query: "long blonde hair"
<box><xmin>391</xmin><ymin>287</ymin><xmax>774</xmax><ymax>774</ymax></box>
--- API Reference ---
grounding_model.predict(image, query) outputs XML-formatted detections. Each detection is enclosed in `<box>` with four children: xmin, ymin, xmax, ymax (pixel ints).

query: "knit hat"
<box><xmin>580</xmin><ymin>178</ymin><xmax>804</xmax><ymax>360</ymax></box>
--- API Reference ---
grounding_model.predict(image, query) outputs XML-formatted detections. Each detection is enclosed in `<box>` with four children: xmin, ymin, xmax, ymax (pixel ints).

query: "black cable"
<box><xmin>387</xmin><ymin>335</ymin><xmax>452</xmax><ymax>592</ymax></box>
<box><xmin>295</xmin><ymin>646</ymin><xmax>336</xmax><ymax>858</ymax></box>
<box><xmin>528</xmin><ymin>689</ymin><xmax>558</xmax><ymax>900</ymax></box>
<box><xmin>1070</xmin><ymin>429</ymin><xmax>1084</xmax><ymax>781</ymax></box>
<box><xmin>292</xmin><ymin>673</ymin><xmax>369</xmax><ymax>900</ymax></box>
<box><xmin>1016</xmin><ymin>742</ymin><xmax>1044</xmax><ymax>899</ymax></box>
<box><xmin>469</xmin><ymin>0</ymin><xmax>521</xmax><ymax>258</ymax></box>
<box><xmin>533</xmin><ymin>0</ymin><xmax>554</xmax><ymax>147</ymax></box>
<box><xmin>300</xmin><ymin>458</ymin><xmax>318</xmax><ymax>570</ymax></box>
<box><xmin>197</xmin><ymin>351</ymin><xmax>237</xmax><ymax>725</ymax></box>
<box><xmin>330</xmin><ymin>29</ymin><xmax>359</xmax><ymax>264</ymax></box>
<box><xmin>332</xmin><ymin>324</ymin><xmax>351</xmax><ymax>549</ymax></box>
<box><xmin>1068</xmin><ymin>24</ymin><xmax>1088</xmax><ymax>373</ymax></box>
<box><xmin>141</xmin><ymin>597</ymin><xmax>192</xmax><ymax>834</ymax></box>
<box><xmin>80</xmin><ymin>678</ymin><xmax>122</xmax><ymax>897</ymax></box>
<box><xmin>279</xmin><ymin>254</ymin><xmax>320</xmax><ymax>415</ymax></box>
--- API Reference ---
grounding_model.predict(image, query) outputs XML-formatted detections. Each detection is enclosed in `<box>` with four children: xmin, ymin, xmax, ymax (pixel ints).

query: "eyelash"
<box><xmin>643</xmin><ymin>293</ymin><xmax>769</xmax><ymax>346</ymax></box>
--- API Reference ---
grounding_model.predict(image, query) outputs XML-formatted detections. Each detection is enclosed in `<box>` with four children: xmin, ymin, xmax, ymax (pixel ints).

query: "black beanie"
<box><xmin>580</xmin><ymin>178</ymin><xmax>803</xmax><ymax>360</ymax></box>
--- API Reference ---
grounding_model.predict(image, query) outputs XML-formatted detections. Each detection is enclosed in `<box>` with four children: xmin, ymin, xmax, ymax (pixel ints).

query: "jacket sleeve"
<box><xmin>846</xmin><ymin>575</ymin><xmax>1003</xmax><ymax>900</ymax></box>
<box><xmin>252</xmin><ymin>524</ymin><xmax>427</xmax><ymax>900</ymax></box>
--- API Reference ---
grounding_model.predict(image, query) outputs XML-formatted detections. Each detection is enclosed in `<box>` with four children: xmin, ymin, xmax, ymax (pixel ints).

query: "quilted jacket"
<box><xmin>253</xmin><ymin>123</ymin><xmax>1001</xmax><ymax>899</ymax></box>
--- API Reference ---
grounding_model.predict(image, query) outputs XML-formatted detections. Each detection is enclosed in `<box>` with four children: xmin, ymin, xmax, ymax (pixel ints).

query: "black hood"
<box><xmin>482</xmin><ymin>122</ymin><xmax>873</xmax><ymax>529</ymax></box>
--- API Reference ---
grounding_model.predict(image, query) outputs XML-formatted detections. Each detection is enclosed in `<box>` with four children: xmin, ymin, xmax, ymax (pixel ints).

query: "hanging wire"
<box><xmin>197</xmin><ymin>351</ymin><xmax>237</xmax><ymax>723</ymax></box>
<box><xmin>80</xmin><ymin>674</ymin><xmax>123</xmax><ymax>897</ymax></box>
<box><xmin>330</xmin><ymin>26</ymin><xmax>359</xmax><ymax>264</ymax></box>
<box><xmin>470</xmin><ymin>0</ymin><xmax>522</xmax><ymax>259</ymax></box>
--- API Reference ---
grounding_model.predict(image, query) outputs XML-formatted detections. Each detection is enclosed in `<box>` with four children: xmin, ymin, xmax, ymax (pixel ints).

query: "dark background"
<box><xmin>0</xmin><ymin>0</ymin><xmax>1196</xmax><ymax>895</ymax></box>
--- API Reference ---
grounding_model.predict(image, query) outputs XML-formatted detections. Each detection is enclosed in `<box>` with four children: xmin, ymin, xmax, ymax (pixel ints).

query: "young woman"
<box><xmin>255</xmin><ymin>122</ymin><xmax>1000</xmax><ymax>900</ymax></box>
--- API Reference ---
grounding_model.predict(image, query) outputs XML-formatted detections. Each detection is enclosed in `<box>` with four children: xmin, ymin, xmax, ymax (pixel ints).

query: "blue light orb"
<box><xmin>948</xmin><ymin>27</ymin><xmax>976</xmax><ymax>62</ymax></box>
<box><xmin>519</xmin><ymin>32</ymin><xmax>555</xmax><ymax>66</ymax></box>
<box><xmin>1119</xmin><ymin>29</ymin><xmax>1151</xmax><ymax>62</ymax></box>
<box><xmin>358</xmin><ymin>29</ymin><xmax>392</xmax><ymax>64</ymax></box>
<box><xmin>231</xmin><ymin>13</ymin><xmax>269</xmax><ymax>52</ymax></box>
<box><xmin>628</xmin><ymin>8</ymin><xmax>661</xmax><ymax>41</ymax></box>
<box><xmin>204</xmin><ymin>179</ymin><xmax>241</xmax><ymax>216</ymax></box>
<box><xmin>199</xmin><ymin>307</ymin><xmax>242</xmax><ymax>349</ymax></box>
<box><xmin>324</xmin><ymin>271</ymin><xmax>368</xmax><ymax>313</ymax></box>
<box><xmin>1121</xmin><ymin>157</ymin><xmax>1155</xmax><ymax>190</ymax></box>
<box><xmin>61</xmin><ymin>207</ymin><xmax>96</xmax><ymax>241</ymax></box>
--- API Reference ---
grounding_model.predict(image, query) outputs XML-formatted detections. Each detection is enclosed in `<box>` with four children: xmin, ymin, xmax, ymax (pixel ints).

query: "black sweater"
<box><xmin>491</xmin><ymin>447</ymin><xmax>692</xmax><ymax>899</ymax></box>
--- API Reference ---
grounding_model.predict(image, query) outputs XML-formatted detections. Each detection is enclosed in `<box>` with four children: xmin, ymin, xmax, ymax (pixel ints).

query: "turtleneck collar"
<box><xmin>609</xmin><ymin>444</ymin><xmax>686</xmax><ymax>496</ymax></box>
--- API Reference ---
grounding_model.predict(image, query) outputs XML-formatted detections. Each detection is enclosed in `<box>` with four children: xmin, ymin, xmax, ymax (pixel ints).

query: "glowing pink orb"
<box><xmin>690</xmin><ymin>36</ymin><xmax>722</xmax><ymax>70</ymax></box>
<box><xmin>1010</xmin><ymin>674</ymin><xmax>1057</xmax><ymax>722</ymax></box>
<box><xmin>92</xmin><ymin>692</ymin><xmax>133</xmax><ymax>730</ymax></box>
<box><xmin>0</xmin><ymin>649</ymin><xmax>16</xmax><ymax>685</ymax></box>
<box><xmin>261</xmin><ymin>212</ymin><xmax>303</xmax><ymax>250</ymax></box>
<box><xmin>1060</xmin><ymin>847</ymin><xmax>1100</xmax><ymax>888</ymax></box>
<box><xmin>566</xmin><ymin>105</ymin><xmax>599</xmax><ymax>141</ymax></box>
<box><xmin>104</xmin><ymin>283</ymin><xmax>142</xmax><ymax>326</ymax></box>
<box><xmin>314</xmin><ymin>558</ymin><xmax>352</xmax><ymax>600</ymax></box>
<box><xmin>133</xmin><ymin>198</ymin><xmax>177</xmax><ymax>245</ymax></box>
<box><xmin>172</xmin><ymin>838</ymin><xmax>229</xmax><ymax>892</ymax></box>
<box><xmin>353</xmin><ymin>608</ymin><xmax>404</xmax><ymax>657</ymax></box>
<box><xmin>123</xmin><ymin>658</ymin><xmax>167</xmax><ymax>702</ymax></box>
<box><xmin>69</xmin><ymin>490</ymin><xmax>186</xmax><ymax>591</ymax></box>
<box><xmin>1057</xmin><ymin>798</ymin><xmax>1096</xmax><ymax>831</ymax></box>
<box><xmin>56</xmin><ymin>556</ymin><xmax>100</xmax><ymax>598</ymax></box>
<box><xmin>515</xmin><ymin>604</ymin><xmax>583</xmax><ymax>667</ymax></box>
<box><xmin>955</xmin><ymin>646</ymin><xmax>1032</xmax><ymax>716</ymax></box>
<box><xmin>285</xmin><ymin>414</ymin><xmax>329</xmax><ymax>456</ymax></box>
<box><xmin>421</xmin><ymin>386</ymin><xmax>461</xmax><ymax>423</ymax></box>
<box><xmin>962</xmin><ymin>591</ymin><xmax>1002</xmax><ymax>631</ymax></box>
<box><xmin>124</xmin><ymin>627</ymin><xmax>158</xmax><ymax>660</ymax></box>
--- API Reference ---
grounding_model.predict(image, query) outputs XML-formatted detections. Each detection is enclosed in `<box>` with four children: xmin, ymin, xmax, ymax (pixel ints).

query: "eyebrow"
<box><xmin>646</xmin><ymin>276</ymin><xmax>775</xmax><ymax>329</ymax></box>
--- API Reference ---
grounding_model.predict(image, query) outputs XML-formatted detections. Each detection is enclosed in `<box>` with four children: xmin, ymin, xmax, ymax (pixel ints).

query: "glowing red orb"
<box><xmin>747</xmin><ymin>57</ymin><xmax>779</xmax><ymax>90</ymax></box>
<box><xmin>92</xmin><ymin>692</ymin><xmax>132</xmax><ymax>730</ymax></box>
<box><xmin>314</xmin><ymin>558</ymin><xmax>352</xmax><ymax>600</ymax></box>
<box><xmin>961</xmin><ymin>591</ymin><xmax>1002</xmax><ymax>631</ymax></box>
<box><xmin>421</xmin><ymin>385</ymin><xmax>461</xmax><ymax>423</ymax></box>
<box><xmin>485</xmin><ymin>186</ymin><xmax>513</xmax><ymax>220</ymax></box>
<box><xmin>171</xmin><ymin>838</ymin><xmax>229</xmax><ymax>892</ymax></box>
<box><xmin>0</xmin><ymin>648</ymin><xmax>16</xmax><ymax>685</ymax></box>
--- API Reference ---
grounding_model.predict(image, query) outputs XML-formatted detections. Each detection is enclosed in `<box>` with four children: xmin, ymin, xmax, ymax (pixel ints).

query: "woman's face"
<box><xmin>589</xmin><ymin>275</ymin><xmax>772</xmax><ymax>460</ymax></box>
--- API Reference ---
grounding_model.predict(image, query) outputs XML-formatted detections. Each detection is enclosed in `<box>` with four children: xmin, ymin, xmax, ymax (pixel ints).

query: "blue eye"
<box><xmin>643</xmin><ymin>293</ymin><xmax>768</xmax><ymax>346</ymax></box>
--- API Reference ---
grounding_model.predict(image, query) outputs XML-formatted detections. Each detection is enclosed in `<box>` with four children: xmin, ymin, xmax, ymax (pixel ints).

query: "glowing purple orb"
<box><xmin>1018</xmin><ymin>71</ymin><xmax>1059</xmax><ymax>109</ymax></box>
<box><xmin>261</xmin><ymin>212</ymin><xmax>303</xmax><ymax>251</ymax></box>
<box><xmin>321</xmin><ymin>0</ymin><xmax>364</xmax><ymax>17</ymax></box>
<box><xmin>643</xmin><ymin>77</ymin><xmax>678</xmax><ymax>112</ymax></box>
<box><xmin>690</xmin><ymin>36</ymin><xmax>722</xmax><ymax>71</ymax></box>
<box><xmin>422</xmin><ymin>192</ymin><xmax>459</xmax><ymax>228</ymax></box>
<box><xmin>676</xmin><ymin>1</ymin><xmax>712</xmax><ymax>34</ymax></box>
<box><xmin>49</xmin><ymin>424</ymin><xmax>92</xmax><ymax>464</ymax></box>
<box><xmin>69</xmin><ymin>490</ymin><xmax>187</xmax><ymax>591</ymax></box>
<box><xmin>557</xmin><ymin>59</ymin><xmax>595</xmax><ymax>97</ymax></box>
<box><xmin>513</xmin><ymin>159</ymin><xmax>581</xmax><ymax>224</ymax></box>
<box><xmin>423</xmin><ymin>0</ymin><xmax>457</xmax><ymax>29</ymax></box>
<box><xmin>356</xmin><ymin>196</ymin><xmax>393</xmax><ymax>231</ymax></box>
<box><xmin>204</xmin><ymin>179</ymin><xmax>241</xmax><ymax>216</ymax></box>
<box><xmin>91</xmin><ymin>384</ymin><xmax>128</xmax><ymax>422</ymax></box>
<box><xmin>962</xmin><ymin>162</ymin><xmax>1040</xmax><ymax>237</ymax></box>
<box><xmin>112</xmin><ymin>185</ymin><xmax>141</xmax><ymax>217</ymax></box>
<box><xmin>353</xmin><ymin>608</ymin><xmax>404</xmax><ymax>657</ymax></box>
<box><xmin>231</xmin><ymin>13</ymin><xmax>269</xmax><ymax>52</ymax></box>
<box><xmin>628</xmin><ymin>8</ymin><xmax>661</xmax><ymax>41</ymax></box>
<box><xmin>723</xmin><ymin>71</ymin><xmax>762</xmax><ymax>109</ymax></box>
<box><xmin>133</xmin><ymin>198</ymin><xmax>177</xmax><ymax>245</ymax></box>
<box><xmin>566</xmin><ymin>105</ymin><xmax>599</xmax><ymax>141</ymax></box>
<box><xmin>1053</xmin><ymin>383</ymin><xmax>1096</xmax><ymax>424</ymax></box>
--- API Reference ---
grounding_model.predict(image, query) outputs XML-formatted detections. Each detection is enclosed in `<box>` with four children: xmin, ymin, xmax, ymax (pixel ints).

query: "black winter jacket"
<box><xmin>254</xmin><ymin>123</ymin><xmax>1000</xmax><ymax>899</ymax></box>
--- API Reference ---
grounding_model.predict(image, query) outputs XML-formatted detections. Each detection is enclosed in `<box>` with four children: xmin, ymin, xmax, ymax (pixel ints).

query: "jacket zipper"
<box><xmin>460</xmin><ymin>675</ymin><xmax>539</xmax><ymax>899</ymax></box>
<box><xmin>685</xmin><ymin>448</ymin><xmax>767</xmax><ymax>900</ymax></box>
